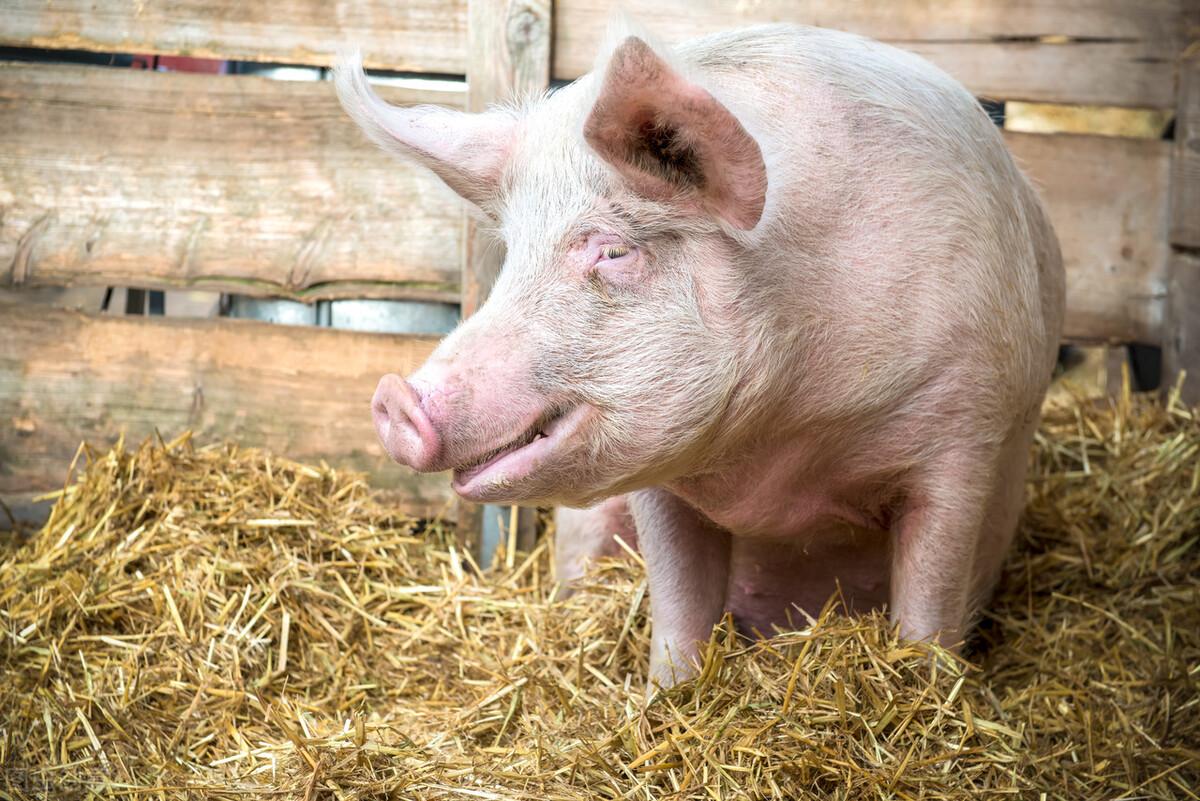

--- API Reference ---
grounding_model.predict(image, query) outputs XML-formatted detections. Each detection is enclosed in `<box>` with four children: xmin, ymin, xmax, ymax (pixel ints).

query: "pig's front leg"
<box><xmin>630</xmin><ymin>488</ymin><xmax>731</xmax><ymax>688</ymax></box>
<box><xmin>890</xmin><ymin>460</ymin><xmax>992</xmax><ymax>649</ymax></box>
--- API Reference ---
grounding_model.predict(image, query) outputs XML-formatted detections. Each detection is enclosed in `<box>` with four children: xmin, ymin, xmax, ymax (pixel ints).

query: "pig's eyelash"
<box><xmin>601</xmin><ymin>245</ymin><xmax>631</xmax><ymax>259</ymax></box>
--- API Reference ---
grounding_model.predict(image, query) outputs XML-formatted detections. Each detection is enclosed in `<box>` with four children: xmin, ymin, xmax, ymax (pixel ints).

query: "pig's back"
<box><xmin>679</xmin><ymin>25</ymin><xmax>1064</xmax><ymax>424</ymax></box>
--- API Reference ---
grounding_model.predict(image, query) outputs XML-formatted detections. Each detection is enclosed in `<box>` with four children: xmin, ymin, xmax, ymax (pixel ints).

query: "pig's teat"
<box><xmin>372</xmin><ymin>374</ymin><xmax>442</xmax><ymax>472</ymax></box>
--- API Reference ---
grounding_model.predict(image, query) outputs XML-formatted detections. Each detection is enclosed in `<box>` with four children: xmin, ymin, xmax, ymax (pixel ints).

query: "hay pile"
<box><xmin>1</xmin><ymin>390</ymin><xmax>1197</xmax><ymax>800</ymax></box>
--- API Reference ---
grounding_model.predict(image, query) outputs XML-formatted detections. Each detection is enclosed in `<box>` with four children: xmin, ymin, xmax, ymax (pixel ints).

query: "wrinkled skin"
<box><xmin>337</xmin><ymin>24</ymin><xmax>1065</xmax><ymax>687</ymax></box>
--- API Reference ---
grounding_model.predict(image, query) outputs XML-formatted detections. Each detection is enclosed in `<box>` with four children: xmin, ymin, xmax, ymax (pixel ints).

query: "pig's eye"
<box><xmin>583</xmin><ymin>235</ymin><xmax>639</xmax><ymax>280</ymax></box>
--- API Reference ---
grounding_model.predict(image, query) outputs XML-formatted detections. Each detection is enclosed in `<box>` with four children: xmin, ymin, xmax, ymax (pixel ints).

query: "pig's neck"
<box><xmin>666</xmin><ymin>421</ymin><xmax>903</xmax><ymax>540</ymax></box>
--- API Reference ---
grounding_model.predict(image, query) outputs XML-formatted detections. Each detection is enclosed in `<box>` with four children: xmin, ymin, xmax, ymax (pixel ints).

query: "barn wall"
<box><xmin>1</xmin><ymin>0</ymin><xmax>1195</xmax><ymax>524</ymax></box>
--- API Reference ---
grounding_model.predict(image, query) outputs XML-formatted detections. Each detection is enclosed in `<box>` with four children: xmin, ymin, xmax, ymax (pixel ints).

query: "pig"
<box><xmin>336</xmin><ymin>23</ymin><xmax>1065</xmax><ymax>687</ymax></box>
<box><xmin>553</xmin><ymin>498</ymin><xmax>638</xmax><ymax>590</ymax></box>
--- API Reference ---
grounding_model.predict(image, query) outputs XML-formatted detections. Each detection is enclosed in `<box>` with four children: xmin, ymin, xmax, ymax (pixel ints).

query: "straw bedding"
<box><xmin>0</xmin><ymin>389</ymin><xmax>1196</xmax><ymax>800</ymax></box>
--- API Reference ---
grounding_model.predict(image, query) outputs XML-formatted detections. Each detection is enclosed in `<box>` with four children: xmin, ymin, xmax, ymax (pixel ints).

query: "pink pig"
<box><xmin>553</xmin><ymin>498</ymin><xmax>638</xmax><ymax>589</ymax></box>
<box><xmin>337</xmin><ymin>24</ymin><xmax>1064</xmax><ymax>686</ymax></box>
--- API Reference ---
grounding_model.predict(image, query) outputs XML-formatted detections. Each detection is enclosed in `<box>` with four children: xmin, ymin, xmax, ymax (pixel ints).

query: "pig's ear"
<box><xmin>583</xmin><ymin>37</ymin><xmax>766</xmax><ymax>230</ymax></box>
<box><xmin>335</xmin><ymin>52</ymin><xmax>516</xmax><ymax>211</ymax></box>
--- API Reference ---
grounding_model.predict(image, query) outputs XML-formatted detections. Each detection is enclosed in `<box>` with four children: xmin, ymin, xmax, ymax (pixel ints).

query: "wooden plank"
<box><xmin>1163</xmin><ymin>252</ymin><xmax>1200</xmax><ymax>405</ymax></box>
<box><xmin>0</xmin><ymin>0</ymin><xmax>467</xmax><ymax>75</ymax></box>
<box><xmin>0</xmin><ymin>73</ymin><xmax>1166</xmax><ymax>344</ymax></box>
<box><xmin>1005</xmin><ymin>130</ymin><xmax>1170</xmax><ymax>344</ymax></box>
<box><xmin>0</xmin><ymin>301</ymin><xmax>454</xmax><ymax>517</ymax></box>
<box><xmin>461</xmin><ymin>0</ymin><xmax>551</xmax><ymax>318</ymax></box>
<box><xmin>554</xmin><ymin>0</ymin><xmax>1189</xmax><ymax>108</ymax></box>
<box><xmin>459</xmin><ymin>0</ymin><xmax>552</xmax><ymax>554</ymax></box>
<box><xmin>1165</xmin><ymin>52</ymin><xmax>1200</xmax><ymax>405</ymax></box>
<box><xmin>1170</xmin><ymin>53</ymin><xmax>1200</xmax><ymax>249</ymax></box>
<box><xmin>1</xmin><ymin>1</ymin><xmax>1187</xmax><ymax>107</ymax></box>
<box><xmin>0</xmin><ymin>61</ymin><xmax>466</xmax><ymax>303</ymax></box>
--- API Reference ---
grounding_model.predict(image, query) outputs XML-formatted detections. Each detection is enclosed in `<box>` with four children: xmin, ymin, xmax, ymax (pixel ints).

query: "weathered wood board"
<box><xmin>1170</xmin><ymin>54</ymin><xmax>1200</xmax><ymax>251</ymax></box>
<box><xmin>461</xmin><ymin>0</ymin><xmax>551</xmax><ymax>319</ymax></box>
<box><xmin>0</xmin><ymin>0</ymin><xmax>468</xmax><ymax>75</ymax></box>
<box><xmin>0</xmin><ymin>62</ymin><xmax>1168</xmax><ymax>344</ymax></box>
<box><xmin>0</xmin><ymin>302</ymin><xmax>454</xmax><ymax>517</ymax></box>
<box><xmin>0</xmin><ymin>62</ymin><xmax>465</xmax><ymax>303</ymax></box>
<box><xmin>1</xmin><ymin>1</ymin><xmax>1189</xmax><ymax>107</ymax></box>
<box><xmin>1166</xmin><ymin>54</ymin><xmax>1200</xmax><ymax>403</ymax></box>
<box><xmin>1006</xmin><ymin>131</ymin><xmax>1170</xmax><ymax>344</ymax></box>
<box><xmin>553</xmin><ymin>0</ymin><xmax>1190</xmax><ymax>108</ymax></box>
<box><xmin>1164</xmin><ymin>252</ymin><xmax>1200</xmax><ymax>403</ymax></box>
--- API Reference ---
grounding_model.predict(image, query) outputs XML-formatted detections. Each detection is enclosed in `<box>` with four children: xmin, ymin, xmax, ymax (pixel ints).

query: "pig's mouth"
<box><xmin>452</xmin><ymin>403</ymin><xmax>592</xmax><ymax>500</ymax></box>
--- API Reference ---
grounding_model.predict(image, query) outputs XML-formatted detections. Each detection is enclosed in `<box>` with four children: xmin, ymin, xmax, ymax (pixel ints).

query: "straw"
<box><xmin>0</xmin><ymin>388</ymin><xmax>1196</xmax><ymax>799</ymax></box>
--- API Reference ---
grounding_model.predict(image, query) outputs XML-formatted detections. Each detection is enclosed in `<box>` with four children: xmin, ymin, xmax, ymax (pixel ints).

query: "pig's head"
<box><xmin>336</xmin><ymin>36</ymin><xmax>770</xmax><ymax>506</ymax></box>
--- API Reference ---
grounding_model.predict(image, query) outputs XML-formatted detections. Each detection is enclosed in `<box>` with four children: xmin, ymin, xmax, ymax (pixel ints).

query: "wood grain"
<box><xmin>1006</xmin><ymin>131</ymin><xmax>1170</xmax><ymax>344</ymax></box>
<box><xmin>1163</xmin><ymin>252</ymin><xmax>1200</xmax><ymax>405</ymax></box>
<box><xmin>554</xmin><ymin>0</ymin><xmax>1189</xmax><ymax>108</ymax></box>
<box><xmin>461</xmin><ymin>0</ymin><xmax>551</xmax><ymax>319</ymax></box>
<box><xmin>1165</xmin><ymin>53</ymin><xmax>1200</xmax><ymax>404</ymax></box>
<box><xmin>0</xmin><ymin>0</ymin><xmax>467</xmax><ymax>75</ymax></box>
<box><xmin>1</xmin><ymin>1</ymin><xmax>1187</xmax><ymax>108</ymax></box>
<box><xmin>0</xmin><ymin>62</ymin><xmax>466</xmax><ymax>303</ymax></box>
<box><xmin>1170</xmin><ymin>54</ymin><xmax>1200</xmax><ymax>250</ymax></box>
<box><xmin>0</xmin><ymin>302</ymin><xmax>454</xmax><ymax>517</ymax></box>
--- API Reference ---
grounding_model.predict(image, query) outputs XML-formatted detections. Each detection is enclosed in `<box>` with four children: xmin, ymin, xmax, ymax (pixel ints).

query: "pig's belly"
<box><xmin>725</xmin><ymin>523</ymin><xmax>891</xmax><ymax>636</ymax></box>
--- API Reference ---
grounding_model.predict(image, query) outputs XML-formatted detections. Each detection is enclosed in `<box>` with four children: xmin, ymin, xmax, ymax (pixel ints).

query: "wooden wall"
<box><xmin>1</xmin><ymin>64</ymin><xmax>464</xmax><ymax>304</ymax></box>
<box><xmin>1</xmin><ymin>0</ymin><xmax>1196</xmax><ymax>521</ymax></box>
<box><xmin>1</xmin><ymin>301</ymin><xmax>448</xmax><ymax>512</ymax></box>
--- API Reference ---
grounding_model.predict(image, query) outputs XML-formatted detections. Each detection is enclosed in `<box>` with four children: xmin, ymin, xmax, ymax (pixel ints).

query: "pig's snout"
<box><xmin>372</xmin><ymin>374</ymin><xmax>441</xmax><ymax>471</ymax></box>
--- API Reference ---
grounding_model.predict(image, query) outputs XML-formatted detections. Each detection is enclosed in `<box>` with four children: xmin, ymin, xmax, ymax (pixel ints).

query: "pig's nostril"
<box><xmin>372</xmin><ymin>398</ymin><xmax>391</xmax><ymax>441</ymax></box>
<box><xmin>371</xmin><ymin>373</ymin><xmax>441</xmax><ymax>471</ymax></box>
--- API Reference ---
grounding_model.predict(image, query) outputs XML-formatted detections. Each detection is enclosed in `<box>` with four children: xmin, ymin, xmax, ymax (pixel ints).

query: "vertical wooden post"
<box><xmin>1164</xmin><ymin>51</ymin><xmax>1200</xmax><ymax>406</ymax></box>
<box><xmin>457</xmin><ymin>0</ymin><xmax>552</xmax><ymax>557</ymax></box>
